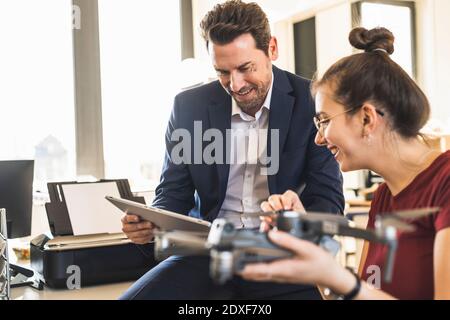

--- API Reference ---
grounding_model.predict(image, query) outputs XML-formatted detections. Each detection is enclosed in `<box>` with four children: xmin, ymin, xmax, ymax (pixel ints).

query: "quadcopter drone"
<box><xmin>153</xmin><ymin>207</ymin><xmax>439</xmax><ymax>285</ymax></box>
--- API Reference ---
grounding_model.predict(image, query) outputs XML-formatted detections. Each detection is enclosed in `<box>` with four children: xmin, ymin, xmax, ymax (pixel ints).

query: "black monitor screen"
<box><xmin>0</xmin><ymin>160</ymin><xmax>34</xmax><ymax>239</ymax></box>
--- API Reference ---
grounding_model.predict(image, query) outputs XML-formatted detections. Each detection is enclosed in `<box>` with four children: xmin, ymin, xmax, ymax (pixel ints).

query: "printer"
<box><xmin>30</xmin><ymin>179</ymin><xmax>157</xmax><ymax>289</ymax></box>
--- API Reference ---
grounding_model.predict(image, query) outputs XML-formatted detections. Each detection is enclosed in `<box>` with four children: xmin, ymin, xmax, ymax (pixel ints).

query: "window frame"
<box><xmin>71</xmin><ymin>0</ymin><xmax>190</xmax><ymax>182</ymax></box>
<box><xmin>352</xmin><ymin>0</ymin><xmax>417</xmax><ymax>79</ymax></box>
<box><xmin>72</xmin><ymin>0</ymin><xmax>105</xmax><ymax>180</ymax></box>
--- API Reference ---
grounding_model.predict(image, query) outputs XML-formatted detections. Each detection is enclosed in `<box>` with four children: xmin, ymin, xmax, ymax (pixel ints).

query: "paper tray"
<box><xmin>45</xmin><ymin>233</ymin><xmax>132</xmax><ymax>251</ymax></box>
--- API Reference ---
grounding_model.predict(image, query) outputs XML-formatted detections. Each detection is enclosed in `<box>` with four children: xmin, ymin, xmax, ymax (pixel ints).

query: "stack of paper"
<box><xmin>62</xmin><ymin>182</ymin><xmax>125</xmax><ymax>236</ymax></box>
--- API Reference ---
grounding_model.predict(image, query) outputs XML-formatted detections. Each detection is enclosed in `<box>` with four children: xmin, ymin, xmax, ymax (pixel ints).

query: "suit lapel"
<box><xmin>267</xmin><ymin>66</ymin><xmax>295</xmax><ymax>194</ymax></box>
<box><xmin>207</xmin><ymin>85</ymin><xmax>232</xmax><ymax>208</ymax></box>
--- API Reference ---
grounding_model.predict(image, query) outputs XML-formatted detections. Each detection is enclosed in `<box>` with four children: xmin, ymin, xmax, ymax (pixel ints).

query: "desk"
<box><xmin>8</xmin><ymin>255</ymin><xmax>136</xmax><ymax>300</ymax></box>
<box><xmin>346</xmin><ymin>199</ymin><xmax>372</xmax><ymax>208</ymax></box>
<box><xmin>11</xmin><ymin>280</ymin><xmax>133</xmax><ymax>300</ymax></box>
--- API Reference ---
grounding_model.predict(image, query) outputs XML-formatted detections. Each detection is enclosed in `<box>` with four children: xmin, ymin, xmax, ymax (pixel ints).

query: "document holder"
<box><xmin>30</xmin><ymin>179</ymin><xmax>157</xmax><ymax>289</ymax></box>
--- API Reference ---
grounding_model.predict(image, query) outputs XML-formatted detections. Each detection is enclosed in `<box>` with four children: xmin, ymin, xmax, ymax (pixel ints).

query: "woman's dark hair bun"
<box><xmin>349</xmin><ymin>27</ymin><xmax>395</xmax><ymax>55</ymax></box>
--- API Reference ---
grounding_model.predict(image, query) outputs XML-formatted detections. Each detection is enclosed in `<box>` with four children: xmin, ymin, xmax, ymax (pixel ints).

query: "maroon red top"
<box><xmin>361</xmin><ymin>151</ymin><xmax>450</xmax><ymax>300</ymax></box>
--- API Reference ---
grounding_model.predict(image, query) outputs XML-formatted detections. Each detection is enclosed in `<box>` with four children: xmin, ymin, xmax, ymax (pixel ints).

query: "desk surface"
<box><xmin>345</xmin><ymin>206</ymin><xmax>371</xmax><ymax>214</ymax></box>
<box><xmin>9</xmin><ymin>255</ymin><xmax>135</xmax><ymax>300</ymax></box>
<box><xmin>11</xmin><ymin>280</ymin><xmax>134</xmax><ymax>300</ymax></box>
<box><xmin>346</xmin><ymin>199</ymin><xmax>372</xmax><ymax>207</ymax></box>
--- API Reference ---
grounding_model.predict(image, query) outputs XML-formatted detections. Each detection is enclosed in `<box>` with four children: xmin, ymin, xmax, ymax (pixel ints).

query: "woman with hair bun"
<box><xmin>240</xmin><ymin>27</ymin><xmax>450</xmax><ymax>300</ymax></box>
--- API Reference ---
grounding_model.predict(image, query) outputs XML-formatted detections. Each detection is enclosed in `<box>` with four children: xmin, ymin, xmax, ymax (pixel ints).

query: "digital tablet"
<box><xmin>105</xmin><ymin>196</ymin><xmax>211</xmax><ymax>232</ymax></box>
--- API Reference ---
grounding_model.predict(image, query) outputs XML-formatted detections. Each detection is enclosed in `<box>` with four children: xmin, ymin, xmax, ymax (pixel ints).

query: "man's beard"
<box><xmin>229</xmin><ymin>82</ymin><xmax>269</xmax><ymax>113</ymax></box>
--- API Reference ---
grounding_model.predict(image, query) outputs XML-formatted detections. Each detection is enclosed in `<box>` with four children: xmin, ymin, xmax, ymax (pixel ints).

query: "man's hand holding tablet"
<box><xmin>121</xmin><ymin>214</ymin><xmax>158</xmax><ymax>244</ymax></box>
<box><xmin>107</xmin><ymin>196</ymin><xmax>211</xmax><ymax>245</ymax></box>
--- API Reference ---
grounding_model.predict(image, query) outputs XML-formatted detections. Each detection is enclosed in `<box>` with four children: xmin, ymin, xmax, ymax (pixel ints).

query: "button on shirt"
<box><xmin>217</xmin><ymin>74</ymin><xmax>274</xmax><ymax>229</ymax></box>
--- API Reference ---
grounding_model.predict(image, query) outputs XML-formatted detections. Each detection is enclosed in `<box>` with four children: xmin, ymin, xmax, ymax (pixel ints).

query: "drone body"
<box><xmin>154</xmin><ymin>207</ymin><xmax>439</xmax><ymax>284</ymax></box>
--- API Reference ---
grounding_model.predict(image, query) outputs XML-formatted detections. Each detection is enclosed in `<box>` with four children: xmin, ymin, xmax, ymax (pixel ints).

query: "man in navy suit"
<box><xmin>120</xmin><ymin>0</ymin><xmax>344</xmax><ymax>300</ymax></box>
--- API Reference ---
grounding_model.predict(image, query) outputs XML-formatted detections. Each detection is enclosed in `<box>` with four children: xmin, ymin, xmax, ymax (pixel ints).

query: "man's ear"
<box><xmin>360</xmin><ymin>103</ymin><xmax>380</xmax><ymax>136</ymax></box>
<box><xmin>268</xmin><ymin>36</ymin><xmax>279</xmax><ymax>61</ymax></box>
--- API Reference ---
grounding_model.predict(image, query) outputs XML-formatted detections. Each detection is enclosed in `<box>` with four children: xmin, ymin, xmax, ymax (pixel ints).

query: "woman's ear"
<box><xmin>360</xmin><ymin>103</ymin><xmax>380</xmax><ymax>136</ymax></box>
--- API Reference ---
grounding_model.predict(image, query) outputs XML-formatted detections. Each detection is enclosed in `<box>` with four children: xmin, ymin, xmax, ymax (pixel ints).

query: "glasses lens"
<box><xmin>313</xmin><ymin>117</ymin><xmax>324</xmax><ymax>137</ymax></box>
<box><xmin>313</xmin><ymin>116</ymin><xmax>320</xmax><ymax>129</ymax></box>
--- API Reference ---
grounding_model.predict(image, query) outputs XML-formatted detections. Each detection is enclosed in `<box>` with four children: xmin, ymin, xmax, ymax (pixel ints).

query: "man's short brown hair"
<box><xmin>200</xmin><ymin>0</ymin><xmax>271</xmax><ymax>55</ymax></box>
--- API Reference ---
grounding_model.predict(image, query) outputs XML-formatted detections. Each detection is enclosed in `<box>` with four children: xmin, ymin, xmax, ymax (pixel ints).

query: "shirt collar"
<box><xmin>231</xmin><ymin>72</ymin><xmax>274</xmax><ymax>121</ymax></box>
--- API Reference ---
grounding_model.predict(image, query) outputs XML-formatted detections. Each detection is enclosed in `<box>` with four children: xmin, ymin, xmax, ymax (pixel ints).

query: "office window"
<box><xmin>353</xmin><ymin>0</ymin><xmax>416</xmax><ymax>78</ymax></box>
<box><xmin>294</xmin><ymin>17</ymin><xmax>317</xmax><ymax>80</ymax></box>
<box><xmin>0</xmin><ymin>0</ymin><xmax>76</xmax><ymax>191</ymax></box>
<box><xmin>98</xmin><ymin>0</ymin><xmax>181</xmax><ymax>191</ymax></box>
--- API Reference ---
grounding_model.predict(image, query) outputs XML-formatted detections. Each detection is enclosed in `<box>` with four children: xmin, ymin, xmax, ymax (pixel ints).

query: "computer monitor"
<box><xmin>0</xmin><ymin>160</ymin><xmax>34</xmax><ymax>239</ymax></box>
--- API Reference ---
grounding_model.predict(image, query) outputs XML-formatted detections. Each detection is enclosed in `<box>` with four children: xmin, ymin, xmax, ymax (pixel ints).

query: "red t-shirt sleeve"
<box><xmin>434</xmin><ymin>175</ymin><xmax>450</xmax><ymax>232</ymax></box>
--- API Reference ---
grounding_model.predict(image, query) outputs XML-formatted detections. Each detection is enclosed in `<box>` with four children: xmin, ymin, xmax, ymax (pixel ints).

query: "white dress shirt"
<box><xmin>217</xmin><ymin>73</ymin><xmax>274</xmax><ymax>228</ymax></box>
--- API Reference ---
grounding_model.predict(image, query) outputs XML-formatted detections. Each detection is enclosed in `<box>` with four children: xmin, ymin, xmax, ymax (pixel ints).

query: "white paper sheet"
<box><xmin>62</xmin><ymin>182</ymin><xmax>124</xmax><ymax>236</ymax></box>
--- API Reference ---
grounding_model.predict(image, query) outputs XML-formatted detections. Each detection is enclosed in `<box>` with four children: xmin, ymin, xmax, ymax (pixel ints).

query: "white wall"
<box><xmin>315</xmin><ymin>2</ymin><xmax>353</xmax><ymax>76</ymax></box>
<box><xmin>192</xmin><ymin>0</ymin><xmax>217</xmax><ymax>62</ymax></box>
<box><xmin>273</xmin><ymin>19</ymin><xmax>294</xmax><ymax>71</ymax></box>
<box><xmin>434</xmin><ymin>0</ymin><xmax>450</xmax><ymax>127</ymax></box>
<box><xmin>417</xmin><ymin>0</ymin><xmax>450</xmax><ymax>129</ymax></box>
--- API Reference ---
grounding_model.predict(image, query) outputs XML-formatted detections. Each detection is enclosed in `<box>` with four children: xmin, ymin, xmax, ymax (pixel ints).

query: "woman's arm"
<box><xmin>247</xmin><ymin>191</ymin><xmax>401</xmax><ymax>299</ymax></box>
<box><xmin>319</xmin><ymin>239</ymin><xmax>367</xmax><ymax>299</ymax></box>
<box><xmin>434</xmin><ymin>227</ymin><xmax>450</xmax><ymax>300</ymax></box>
<box><xmin>240</xmin><ymin>230</ymin><xmax>398</xmax><ymax>299</ymax></box>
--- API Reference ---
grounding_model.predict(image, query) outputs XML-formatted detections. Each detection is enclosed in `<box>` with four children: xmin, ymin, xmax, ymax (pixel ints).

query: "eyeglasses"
<box><xmin>313</xmin><ymin>106</ymin><xmax>384</xmax><ymax>137</ymax></box>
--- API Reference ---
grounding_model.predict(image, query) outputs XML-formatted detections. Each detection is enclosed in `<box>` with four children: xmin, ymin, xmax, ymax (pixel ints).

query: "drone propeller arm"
<box><xmin>330</xmin><ymin>224</ymin><xmax>397</xmax><ymax>283</ymax></box>
<box><xmin>328</xmin><ymin>224</ymin><xmax>380</xmax><ymax>243</ymax></box>
<box><xmin>383</xmin><ymin>240</ymin><xmax>398</xmax><ymax>283</ymax></box>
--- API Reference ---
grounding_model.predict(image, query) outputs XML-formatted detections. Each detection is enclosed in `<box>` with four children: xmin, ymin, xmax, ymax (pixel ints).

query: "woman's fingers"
<box><xmin>240</xmin><ymin>258</ymin><xmax>306</xmax><ymax>284</ymax></box>
<box><xmin>268</xmin><ymin>230</ymin><xmax>316</xmax><ymax>256</ymax></box>
<box><xmin>259</xmin><ymin>216</ymin><xmax>275</xmax><ymax>232</ymax></box>
<box><xmin>240</xmin><ymin>263</ymin><xmax>275</xmax><ymax>281</ymax></box>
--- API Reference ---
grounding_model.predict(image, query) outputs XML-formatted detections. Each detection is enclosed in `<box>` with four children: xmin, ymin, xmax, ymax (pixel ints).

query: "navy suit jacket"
<box><xmin>152</xmin><ymin>66</ymin><xmax>344</xmax><ymax>221</ymax></box>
